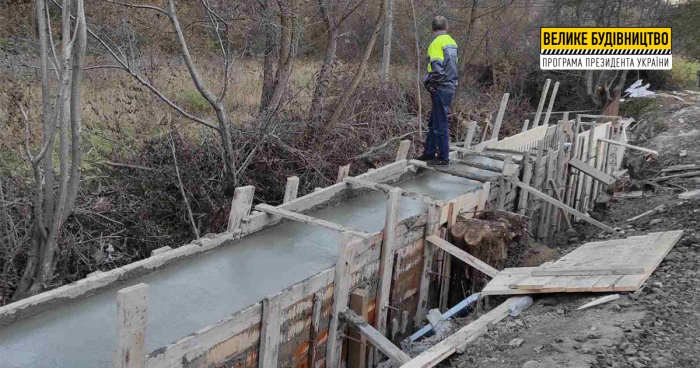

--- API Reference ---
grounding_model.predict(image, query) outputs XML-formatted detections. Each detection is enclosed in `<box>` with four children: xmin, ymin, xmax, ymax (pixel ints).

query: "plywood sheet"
<box><xmin>482</xmin><ymin>231</ymin><xmax>683</xmax><ymax>295</ymax></box>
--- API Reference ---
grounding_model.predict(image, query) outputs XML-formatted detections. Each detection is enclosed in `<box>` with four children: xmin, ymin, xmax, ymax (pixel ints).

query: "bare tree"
<box><xmin>15</xmin><ymin>0</ymin><xmax>87</xmax><ymax>298</ymax></box>
<box><xmin>94</xmin><ymin>0</ymin><xmax>240</xmax><ymax>187</ymax></box>
<box><xmin>325</xmin><ymin>0</ymin><xmax>387</xmax><ymax>128</ymax></box>
<box><xmin>380</xmin><ymin>0</ymin><xmax>393</xmax><ymax>84</ymax></box>
<box><xmin>259</xmin><ymin>0</ymin><xmax>296</xmax><ymax>117</ymax></box>
<box><xmin>309</xmin><ymin>0</ymin><xmax>366</xmax><ymax>121</ymax></box>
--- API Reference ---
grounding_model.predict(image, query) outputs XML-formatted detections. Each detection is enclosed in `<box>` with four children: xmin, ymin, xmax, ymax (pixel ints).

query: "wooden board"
<box><xmin>569</xmin><ymin>157</ymin><xmax>616</xmax><ymax>186</ymax></box>
<box><xmin>425</xmin><ymin>235</ymin><xmax>499</xmax><ymax>278</ymax></box>
<box><xmin>482</xmin><ymin>231</ymin><xmax>683</xmax><ymax>295</ymax></box>
<box><xmin>342</xmin><ymin>309</ymin><xmax>411</xmax><ymax>365</ymax></box>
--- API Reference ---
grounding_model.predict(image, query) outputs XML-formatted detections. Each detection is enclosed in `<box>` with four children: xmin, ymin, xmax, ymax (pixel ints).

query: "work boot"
<box><xmin>427</xmin><ymin>159</ymin><xmax>450</xmax><ymax>167</ymax></box>
<box><xmin>415</xmin><ymin>153</ymin><xmax>437</xmax><ymax>161</ymax></box>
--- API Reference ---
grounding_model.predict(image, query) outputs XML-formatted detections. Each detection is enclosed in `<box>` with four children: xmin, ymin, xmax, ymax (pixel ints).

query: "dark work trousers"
<box><xmin>424</xmin><ymin>89</ymin><xmax>454</xmax><ymax>161</ymax></box>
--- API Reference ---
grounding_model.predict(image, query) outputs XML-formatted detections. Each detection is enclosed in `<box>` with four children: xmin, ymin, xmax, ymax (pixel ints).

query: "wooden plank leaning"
<box><xmin>491</xmin><ymin>93</ymin><xmax>510</xmax><ymax>140</ymax></box>
<box><xmin>341</xmin><ymin>309</ymin><xmax>412</xmax><ymax>365</ymax></box>
<box><xmin>597</xmin><ymin>138</ymin><xmax>659</xmax><ymax>157</ymax></box>
<box><xmin>255</xmin><ymin>204</ymin><xmax>371</xmax><ymax>238</ymax></box>
<box><xmin>506</xmin><ymin>177</ymin><xmax>616</xmax><ymax>233</ymax></box>
<box><xmin>533</xmin><ymin>79</ymin><xmax>551</xmax><ymax>127</ymax></box>
<box><xmin>568</xmin><ymin>157</ymin><xmax>616</xmax><ymax>186</ymax></box>
<box><xmin>426</xmin><ymin>235</ymin><xmax>499</xmax><ymax>278</ymax></box>
<box><xmin>400</xmin><ymin>296</ymin><xmax>531</xmax><ymax>368</ymax></box>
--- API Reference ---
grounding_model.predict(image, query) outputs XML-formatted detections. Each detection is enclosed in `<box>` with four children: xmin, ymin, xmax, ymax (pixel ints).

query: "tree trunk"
<box><xmin>380</xmin><ymin>0</ymin><xmax>393</xmax><ymax>85</ymax></box>
<box><xmin>263</xmin><ymin>0</ymin><xmax>294</xmax><ymax>117</ymax></box>
<box><xmin>259</xmin><ymin>0</ymin><xmax>277</xmax><ymax>112</ymax></box>
<box><xmin>309</xmin><ymin>0</ymin><xmax>337</xmax><ymax>122</ymax></box>
<box><xmin>325</xmin><ymin>0</ymin><xmax>386</xmax><ymax>128</ymax></box>
<box><xmin>453</xmin><ymin>0</ymin><xmax>479</xmax><ymax>102</ymax></box>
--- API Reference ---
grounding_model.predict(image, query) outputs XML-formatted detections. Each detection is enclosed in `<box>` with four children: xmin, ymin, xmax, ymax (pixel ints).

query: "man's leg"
<box><xmin>433</xmin><ymin>90</ymin><xmax>454</xmax><ymax>162</ymax></box>
<box><xmin>421</xmin><ymin>92</ymin><xmax>439</xmax><ymax>159</ymax></box>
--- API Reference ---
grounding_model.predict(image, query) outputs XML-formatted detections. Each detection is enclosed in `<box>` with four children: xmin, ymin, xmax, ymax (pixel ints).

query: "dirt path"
<box><xmin>447</xmin><ymin>91</ymin><xmax>700</xmax><ymax>368</ymax></box>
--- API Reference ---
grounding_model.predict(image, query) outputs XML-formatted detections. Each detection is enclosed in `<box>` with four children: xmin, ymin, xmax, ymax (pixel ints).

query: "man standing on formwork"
<box><xmin>415</xmin><ymin>16</ymin><xmax>458</xmax><ymax>166</ymax></box>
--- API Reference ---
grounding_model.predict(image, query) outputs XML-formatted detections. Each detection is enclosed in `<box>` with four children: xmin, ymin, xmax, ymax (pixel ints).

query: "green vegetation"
<box><xmin>670</xmin><ymin>58</ymin><xmax>700</xmax><ymax>89</ymax></box>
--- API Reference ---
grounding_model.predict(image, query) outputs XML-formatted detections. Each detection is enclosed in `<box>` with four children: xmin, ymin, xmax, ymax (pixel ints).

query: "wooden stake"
<box><xmin>533</xmin><ymin>79</ymin><xmax>551</xmax><ymax>127</ymax></box>
<box><xmin>464</xmin><ymin>121</ymin><xmax>477</xmax><ymax>149</ymax></box>
<box><xmin>341</xmin><ymin>309</ymin><xmax>411</xmax><ymax>365</ymax></box>
<box><xmin>259</xmin><ymin>293</ymin><xmax>282</xmax><ymax>368</ymax></box>
<box><xmin>518</xmin><ymin>151</ymin><xmax>532</xmax><ymax>216</ymax></box>
<box><xmin>283</xmin><ymin>176</ymin><xmax>300</xmax><ymax>203</ymax></box>
<box><xmin>491</xmin><ymin>93</ymin><xmax>510</xmax><ymax>140</ymax></box>
<box><xmin>375</xmin><ymin>188</ymin><xmax>400</xmax><ymax>338</ymax></box>
<box><xmin>395</xmin><ymin>140</ymin><xmax>411</xmax><ymax>162</ymax></box>
<box><xmin>337</xmin><ymin>164</ymin><xmax>351</xmax><ymax>183</ymax></box>
<box><xmin>506</xmin><ymin>177</ymin><xmax>616</xmax><ymax>233</ymax></box>
<box><xmin>116</xmin><ymin>283</ymin><xmax>148</xmax><ymax>368</ymax></box>
<box><xmin>227</xmin><ymin>185</ymin><xmax>255</xmax><ymax>232</ymax></box>
<box><xmin>521</xmin><ymin>119</ymin><xmax>530</xmax><ymax>133</ymax></box>
<box><xmin>542</xmin><ymin>81</ymin><xmax>560</xmax><ymax>127</ymax></box>
<box><xmin>416</xmin><ymin>203</ymin><xmax>442</xmax><ymax>328</ymax></box>
<box><xmin>348</xmin><ymin>289</ymin><xmax>369</xmax><ymax>368</ymax></box>
<box><xmin>326</xmin><ymin>232</ymin><xmax>356</xmax><ymax>368</ymax></box>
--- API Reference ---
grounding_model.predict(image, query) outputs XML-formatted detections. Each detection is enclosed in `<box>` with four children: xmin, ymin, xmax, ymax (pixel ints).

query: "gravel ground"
<box><xmin>442</xmin><ymin>91</ymin><xmax>700</xmax><ymax>368</ymax></box>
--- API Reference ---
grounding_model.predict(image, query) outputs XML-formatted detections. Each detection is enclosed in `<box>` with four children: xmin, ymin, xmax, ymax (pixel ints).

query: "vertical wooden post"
<box><xmin>538</xmin><ymin>151</ymin><xmax>554</xmax><ymax>239</ymax></box>
<box><xmin>490</xmin><ymin>93</ymin><xmax>510</xmax><ymax>140</ymax></box>
<box><xmin>581</xmin><ymin>120</ymin><xmax>597</xmax><ymax>210</ymax></box>
<box><xmin>542</xmin><ymin>81</ymin><xmax>560</xmax><ymax>127</ymax></box>
<box><xmin>438</xmin><ymin>248</ymin><xmax>451</xmax><ymax>312</ymax></box>
<box><xmin>116</xmin><ymin>283</ymin><xmax>148</xmax><ymax>368</ymax></box>
<box><xmin>415</xmin><ymin>202</ymin><xmax>442</xmax><ymax>328</ymax></box>
<box><xmin>557</xmin><ymin>113</ymin><xmax>570</xmax><ymax>227</ymax></box>
<box><xmin>375</xmin><ymin>188</ymin><xmax>400</xmax><ymax>337</ymax></box>
<box><xmin>518</xmin><ymin>151</ymin><xmax>532</xmax><ymax>215</ymax></box>
<box><xmin>521</xmin><ymin>119</ymin><xmax>530</xmax><ymax>133</ymax></box>
<box><xmin>336</xmin><ymin>164</ymin><xmax>351</xmax><ymax>183</ymax></box>
<box><xmin>227</xmin><ymin>186</ymin><xmax>255</xmax><ymax>232</ymax></box>
<box><xmin>308</xmin><ymin>293</ymin><xmax>323</xmax><ymax>367</ymax></box>
<box><xmin>531</xmin><ymin>140</ymin><xmax>545</xmax><ymax>234</ymax></box>
<box><xmin>564</xmin><ymin>115</ymin><xmax>581</xmax><ymax>211</ymax></box>
<box><xmin>283</xmin><ymin>176</ymin><xmax>299</xmax><ymax>203</ymax></box>
<box><xmin>497</xmin><ymin>175</ymin><xmax>506</xmax><ymax>211</ymax></box>
<box><xmin>348</xmin><ymin>289</ymin><xmax>369</xmax><ymax>368</ymax></box>
<box><xmin>326</xmin><ymin>231</ymin><xmax>355</xmax><ymax>368</ymax></box>
<box><xmin>533</xmin><ymin>79</ymin><xmax>551</xmax><ymax>127</ymax></box>
<box><xmin>395</xmin><ymin>140</ymin><xmax>411</xmax><ymax>162</ymax></box>
<box><xmin>259</xmin><ymin>293</ymin><xmax>282</xmax><ymax>368</ymax></box>
<box><xmin>464</xmin><ymin>121</ymin><xmax>477</xmax><ymax>149</ymax></box>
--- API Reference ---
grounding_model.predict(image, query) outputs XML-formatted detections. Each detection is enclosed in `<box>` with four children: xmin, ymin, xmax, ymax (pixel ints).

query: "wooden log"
<box><xmin>396</xmin><ymin>140</ymin><xmax>411</xmax><ymax>162</ymax></box>
<box><xmin>283</xmin><ymin>176</ymin><xmax>300</xmax><ymax>203</ymax></box>
<box><xmin>597</xmin><ymin>138</ymin><xmax>659</xmax><ymax>157</ymax></box>
<box><xmin>426</xmin><ymin>235</ymin><xmax>499</xmax><ymax>278</ymax></box>
<box><xmin>375</xmin><ymin>189</ymin><xmax>400</xmax><ymax>337</ymax></box>
<box><xmin>348</xmin><ymin>289</ymin><xmax>369</xmax><ymax>368</ymax></box>
<box><xmin>255</xmin><ymin>204</ymin><xmax>370</xmax><ymax>238</ymax></box>
<box><xmin>533</xmin><ymin>79</ymin><xmax>551</xmax><ymax>127</ymax></box>
<box><xmin>341</xmin><ymin>309</ymin><xmax>412</xmax><ymax>365</ymax></box>
<box><xmin>117</xmin><ymin>283</ymin><xmax>148</xmax><ymax>368</ymax></box>
<box><xmin>506</xmin><ymin>177</ymin><xmax>616</xmax><ymax>233</ymax></box>
<box><xmin>337</xmin><ymin>164</ymin><xmax>351</xmax><ymax>183</ymax></box>
<box><xmin>491</xmin><ymin>93</ymin><xmax>510</xmax><ymax>140</ymax></box>
<box><xmin>227</xmin><ymin>185</ymin><xmax>255</xmax><ymax>232</ymax></box>
<box><xmin>259</xmin><ymin>293</ymin><xmax>282</xmax><ymax>368</ymax></box>
<box><xmin>661</xmin><ymin>164</ymin><xmax>699</xmax><ymax>173</ymax></box>
<box><xmin>326</xmin><ymin>232</ymin><xmax>356</xmax><ymax>368</ymax></box>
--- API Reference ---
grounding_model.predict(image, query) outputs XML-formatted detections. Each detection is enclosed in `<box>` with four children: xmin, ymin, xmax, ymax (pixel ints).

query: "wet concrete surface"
<box><xmin>0</xmin><ymin>171</ymin><xmax>480</xmax><ymax>368</ymax></box>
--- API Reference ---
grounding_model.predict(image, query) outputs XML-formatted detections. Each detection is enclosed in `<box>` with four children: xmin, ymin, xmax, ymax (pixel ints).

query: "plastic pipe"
<box><xmin>408</xmin><ymin>292</ymin><xmax>480</xmax><ymax>342</ymax></box>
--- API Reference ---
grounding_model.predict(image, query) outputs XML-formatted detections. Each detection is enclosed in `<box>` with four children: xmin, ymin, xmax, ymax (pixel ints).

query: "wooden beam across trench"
<box><xmin>255</xmin><ymin>203</ymin><xmax>371</xmax><ymax>238</ymax></box>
